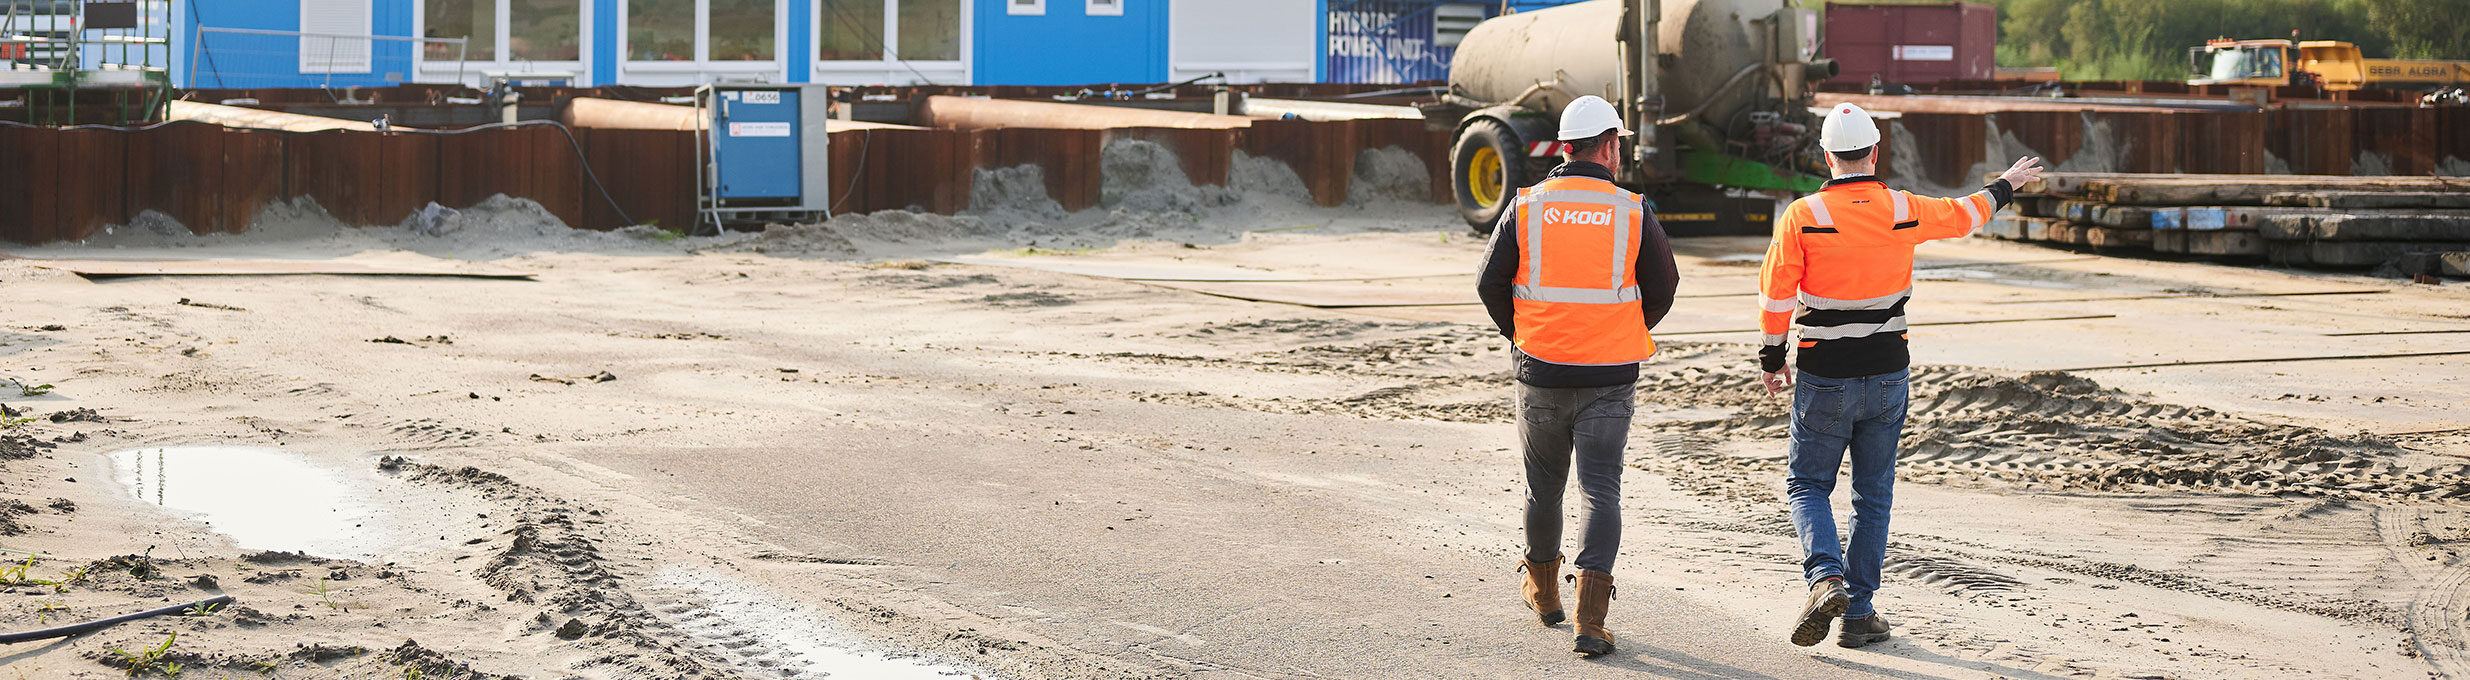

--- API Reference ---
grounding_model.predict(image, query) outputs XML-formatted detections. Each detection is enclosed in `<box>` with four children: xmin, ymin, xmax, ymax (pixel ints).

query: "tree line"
<box><xmin>1985</xmin><ymin>0</ymin><xmax>2470</xmax><ymax>81</ymax></box>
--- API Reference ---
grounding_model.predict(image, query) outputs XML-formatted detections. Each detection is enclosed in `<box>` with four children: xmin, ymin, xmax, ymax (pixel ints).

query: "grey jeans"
<box><xmin>1519</xmin><ymin>382</ymin><xmax>1636</xmax><ymax>573</ymax></box>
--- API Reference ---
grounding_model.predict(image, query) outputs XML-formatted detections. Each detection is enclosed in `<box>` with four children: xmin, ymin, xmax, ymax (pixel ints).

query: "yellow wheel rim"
<box><xmin>1469</xmin><ymin>146</ymin><xmax>1504</xmax><ymax>209</ymax></box>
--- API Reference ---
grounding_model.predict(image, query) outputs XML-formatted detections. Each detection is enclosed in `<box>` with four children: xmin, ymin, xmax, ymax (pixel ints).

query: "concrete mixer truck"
<box><xmin>1432</xmin><ymin>0</ymin><xmax>1839</xmax><ymax>234</ymax></box>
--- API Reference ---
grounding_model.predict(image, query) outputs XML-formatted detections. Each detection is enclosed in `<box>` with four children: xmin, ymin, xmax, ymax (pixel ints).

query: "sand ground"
<box><xmin>0</xmin><ymin>197</ymin><xmax>2465</xmax><ymax>679</ymax></box>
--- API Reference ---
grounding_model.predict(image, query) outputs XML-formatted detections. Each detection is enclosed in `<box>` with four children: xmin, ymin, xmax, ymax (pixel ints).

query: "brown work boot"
<box><xmin>1791</xmin><ymin>577</ymin><xmax>1850</xmax><ymax>647</ymax></box>
<box><xmin>1838</xmin><ymin>613</ymin><xmax>1892</xmax><ymax>648</ymax></box>
<box><xmin>1517</xmin><ymin>555</ymin><xmax>1566</xmax><ymax>626</ymax></box>
<box><xmin>1571</xmin><ymin>570</ymin><xmax>1616</xmax><ymax>657</ymax></box>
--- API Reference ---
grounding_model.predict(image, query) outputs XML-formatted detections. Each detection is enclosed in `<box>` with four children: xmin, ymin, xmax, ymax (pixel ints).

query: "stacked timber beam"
<box><xmin>1981</xmin><ymin>173</ymin><xmax>2470</xmax><ymax>275</ymax></box>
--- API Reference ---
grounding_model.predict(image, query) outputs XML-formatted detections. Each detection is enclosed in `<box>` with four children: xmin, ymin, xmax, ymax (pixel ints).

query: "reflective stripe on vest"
<box><xmin>1510</xmin><ymin>176</ymin><xmax>1655</xmax><ymax>366</ymax></box>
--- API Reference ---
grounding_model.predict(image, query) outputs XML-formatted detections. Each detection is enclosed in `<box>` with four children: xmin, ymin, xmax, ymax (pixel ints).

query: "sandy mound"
<box><xmin>36</xmin><ymin>138</ymin><xmax>1450</xmax><ymax>262</ymax></box>
<box><xmin>720</xmin><ymin>138</ymin><xmax>1448</xmax><ymax>260</ymax></box>
<box><xmin>58</xmin><ymin>195</ymin><xmax>700</xmax><ymax>259</ymax></box>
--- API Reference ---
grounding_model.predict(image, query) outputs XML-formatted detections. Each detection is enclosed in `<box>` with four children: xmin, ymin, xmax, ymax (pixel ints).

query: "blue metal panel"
<box><xmin>714</xmin><ymin>89</ymin><xmax>803</xmax><ymax>200</ymax></box>
<box><xmin>785</xmin><ymin>0</ymin><xmax>811</xmax><ymax>82</ymax></box>
<box><xmin>591</xmin><ymin>0</ymin><xmax>616</xmax><ymax>85</ymax></box>
<box><xmin>972</xmin><ymin>0</ymin><xmax>1166</xmax><ymax>86</ymax></box>
<box><xmin>182</xmin><ymin>0</ymin><xmax>418</xmax><ymax>88</ymax></box>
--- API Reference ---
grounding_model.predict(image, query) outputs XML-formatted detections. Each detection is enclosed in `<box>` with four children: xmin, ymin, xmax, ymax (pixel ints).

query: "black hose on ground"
<box><xmin>0</xmin><ymin>595</ymin><xmax>232</xmax><ymax>644</ymax></box>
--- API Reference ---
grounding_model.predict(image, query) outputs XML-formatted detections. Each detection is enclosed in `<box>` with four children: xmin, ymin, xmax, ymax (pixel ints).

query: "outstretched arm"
<box><xmin>1904</xmin><ymin>156</ymin><xmax>2043</xmax><ymax>241</ymax></box>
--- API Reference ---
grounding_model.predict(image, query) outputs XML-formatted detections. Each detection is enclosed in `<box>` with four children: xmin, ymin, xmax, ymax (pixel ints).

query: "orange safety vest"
<box><xmin>1758</xmin><ymin>178</ymin><xmax>1997</xmax><ymax>364</ymax></box>
<box><xmin>1510</xmin><ymin>176</ymin><xmax>1654</xmax><ymax>366</ymax></box>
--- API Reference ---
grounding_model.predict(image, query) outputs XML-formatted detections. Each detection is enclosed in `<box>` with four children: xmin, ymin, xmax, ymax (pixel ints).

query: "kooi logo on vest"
<box><xmin>1543</xmin><ymin>207</ymin><xmax>1616</xmax><ymax>226</ymax></box>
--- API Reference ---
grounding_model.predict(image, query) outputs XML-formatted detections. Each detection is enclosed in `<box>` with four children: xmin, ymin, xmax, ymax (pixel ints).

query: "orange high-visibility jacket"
<box><xmin>1757</xmin><ymin>176</ymin><xmax>2004</xmax><ymax>378</ymax></box>
<box><xmin>1512</xmin><ymin>175</ymin><xmax>1655</xmax><ymax>366</ymax></box>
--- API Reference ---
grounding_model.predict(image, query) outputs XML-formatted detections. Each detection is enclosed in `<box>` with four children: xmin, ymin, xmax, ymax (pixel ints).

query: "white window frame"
<box><xmin>299</xmin><ymin>0</ymin><xmax>375</xmax><ymax>74</ymax></box>
<box><xmin>615</xmin><ymin>0</ymin><xmax>790</xmax><ymax>85</ymax></box>
<box><xmin>1084</xmin><ymin>0</ymin><xmax>1120</xmax><ymax>17</ymax></box>
<box><xmin>1006</xmin><ymin>0</ymin><xmax>1043</xmax><ymax>16</ymax></box>
<box><xmin>812</xmin><ymin>0</ymin><xmax>970</xmax><ymax>86</ymax></box>
<box><xmin>411</xmin><ymin>0</ymin><xmax>594</xmax><ymax>86</ymax></box>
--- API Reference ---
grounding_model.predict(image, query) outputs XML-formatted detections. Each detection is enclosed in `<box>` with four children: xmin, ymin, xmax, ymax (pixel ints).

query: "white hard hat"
<box><xmin>1820</xmin><ymin>102</ymin><xmax>1880</xmax><ymax>152</ymax></box>
<box><xmin>1558</xmin><ymin>95</ymin><xmax>1633</xmax><ymax>141</ymax></box>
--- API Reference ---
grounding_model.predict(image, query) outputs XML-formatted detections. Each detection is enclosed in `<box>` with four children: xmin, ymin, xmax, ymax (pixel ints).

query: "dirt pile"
<box><xmin>1100</xmin><ymin>138</ymin><xmax>1237</xmax><ymax>213</ymax></box>
<box><xmin>62</xmin><ymin>195</ymin><xmax>693</xmax><ymax>259</ymax></box>
<box><xmin>1348</xmin><ymin>146</ymin><xmax>1433</xmax><ymax>204</ymax></box>
<box><xmin>721</xmin><ymin>138</ymin><xmax>1447</xmax><ymax>260</ymax></box>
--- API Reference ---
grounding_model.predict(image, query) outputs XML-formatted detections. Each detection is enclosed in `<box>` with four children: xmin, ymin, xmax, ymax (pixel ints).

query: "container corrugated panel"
<box><xmin>1824</xmin><ymin>1</ymin><xmax>1996</xmax><ymax>86</ymax></box>
<box><xmin>1325</xmin><ymin>0</ymin><xmax>1479</xmax><ymax>85</ymax></box>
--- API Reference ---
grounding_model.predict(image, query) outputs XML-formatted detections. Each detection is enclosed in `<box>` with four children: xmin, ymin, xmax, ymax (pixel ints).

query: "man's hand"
<box><xmin>1997</xmin><ymin>156</ymin><xmax>2045</xmax><ymax>190</ymax></box>
<box><xmin>1761</xmin><ymin>365</ymin><xmax>1794</xmax><ymax>397</ymax></box>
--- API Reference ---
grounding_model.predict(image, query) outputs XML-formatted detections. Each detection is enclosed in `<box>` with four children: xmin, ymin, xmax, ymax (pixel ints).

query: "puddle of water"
<box><xmin>652</xmin><ymin>567</ymin><xmax>989</xmax><ymax>680</ymax></box>
<box><xmin>112</xmin><ymin>445</ymin><xmax>390</xmax><ymax>560</ymax></box>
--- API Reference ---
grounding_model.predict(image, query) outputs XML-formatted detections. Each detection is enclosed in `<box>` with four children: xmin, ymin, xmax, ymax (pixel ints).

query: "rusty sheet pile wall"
<box><xmin>0</xmin><ymin>105</ymin><xmax>2457</xmax><ymax>246</ymax></box>
<box><xmin>0</xmin><ymin>117</ymin><xmax>1454</xmax><ymax>245</ymax></box>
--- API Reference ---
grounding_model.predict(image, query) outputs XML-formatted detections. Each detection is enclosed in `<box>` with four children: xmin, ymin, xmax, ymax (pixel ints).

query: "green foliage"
<box><xmin>1979</xmin><ymin>0</ymin><xmax>2457</xmax><ymax>80</ymax></box>
<box><xmin>303</xmin><ymin>576</ymin><xmax>351</xmax><ymax>612</ymax></box>
<box><xmin>107</xmin><ymin>632</ymin><xmax>179</xmax><ymax>678</ymax></box>
<box><xmin>16</xmin><ymin>383</ymin><xmax>50</xmax><ymax>397</ymax></box>
<box><xmin>2367</xmin><ymin>0</ymin><xmax>2470</xmax><ymax>59</ymax></box>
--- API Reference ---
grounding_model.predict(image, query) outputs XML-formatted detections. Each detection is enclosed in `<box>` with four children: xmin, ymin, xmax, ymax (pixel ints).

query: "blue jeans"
<box><xmin>1784</xmin><ymin>368</ymin><xmax>1909</xmax><ymax>619</ymax></box>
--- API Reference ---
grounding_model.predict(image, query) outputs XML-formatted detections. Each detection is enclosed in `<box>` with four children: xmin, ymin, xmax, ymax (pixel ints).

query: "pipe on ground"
<box><xmin>915</xmin><ymin>95</ymin><xmax>1253</xmax><ymax>131</ymax></box>
<box><xmin>1239</xmin><ymin>97</ymin><xmax>1423</xmax><ymax>121</ymax></box>
<box><xmin>0</xmin><ymin>595</ymin><xmax>232</xmax><ymax>644</ymax></box>
<box><xmin>562</xmin><ymin>97</ymin><xmax>922</xmax><ymax>132</ymax></box>
<box><xmin>167</xmin><ymin>101</ymin><xmax>415</xmax><ymax>132</ymax></box>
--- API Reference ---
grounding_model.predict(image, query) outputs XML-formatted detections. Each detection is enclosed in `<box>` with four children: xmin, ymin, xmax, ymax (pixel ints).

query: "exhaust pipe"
<box><xmin>1803</xmin><ymin>59</ymin><xmax>1840</xmax><ymax>83</ymax></box>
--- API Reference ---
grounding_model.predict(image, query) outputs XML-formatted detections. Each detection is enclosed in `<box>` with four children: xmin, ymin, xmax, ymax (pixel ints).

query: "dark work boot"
<box><xmin>1571</xmin><ymin>570</ymin><xmax>1616</xmax><ymax>657</ymax></box>
<box><xmin>1791</xmin><ymin>577</ymin><xmax>1849</xmax><ymax>647</ymax></box>
<box><xmin>1518</xmin><ymin>555</ymin><xmax>1565</xmax><ymax>626</ymax></box>
<box><xmin>1838</xmin><ymin>613</ymin><xmax>1892</xmax><ymax>648</ymax></box>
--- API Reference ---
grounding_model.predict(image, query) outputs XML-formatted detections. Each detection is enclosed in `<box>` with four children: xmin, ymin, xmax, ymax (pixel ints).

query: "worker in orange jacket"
<box><xmin>1758</xmin><ymin>102</ymin><xmax>2042</xmax><ymax>649</ymax></box>
<box><xmin>1477</xmin><ymin>95</ymin><xmax>1680</xmax><ymax>658</ymax></box>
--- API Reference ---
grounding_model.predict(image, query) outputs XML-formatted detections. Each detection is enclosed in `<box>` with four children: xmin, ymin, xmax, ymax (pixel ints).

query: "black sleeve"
<box><xmin>1634</xmin><ymin>204</ymin><xmax>1679</xmax><ymax>330</ymax></box>
<box><xmin>1985</xmin><ymin>178</ymin><xmax>2015</xmax><ymax>210</ymax></box>
<box><xmin>1476</xmin><ymin>211</ymin><xmax>1520</xmax><ymax>341</ymax></box>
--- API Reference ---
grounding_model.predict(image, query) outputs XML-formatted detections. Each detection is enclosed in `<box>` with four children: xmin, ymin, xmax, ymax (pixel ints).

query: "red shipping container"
<box><xmin>1825</xmin><ymin>1</ymin><xmax>1997</xmax><ymax>86</ymax></box>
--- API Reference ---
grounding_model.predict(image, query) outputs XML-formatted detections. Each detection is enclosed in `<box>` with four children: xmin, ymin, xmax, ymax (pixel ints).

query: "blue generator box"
<box><xmin>697</xmin><ymin>84</ymin><xmax>832</xmax><ymax>223</ymax></box>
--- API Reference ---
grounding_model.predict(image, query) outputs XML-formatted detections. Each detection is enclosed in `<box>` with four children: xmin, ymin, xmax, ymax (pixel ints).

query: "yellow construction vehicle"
<box><xmin>2187</xmin><ymin>38</ymin><xmax>2470</xmax><ymax>92</ymax></box>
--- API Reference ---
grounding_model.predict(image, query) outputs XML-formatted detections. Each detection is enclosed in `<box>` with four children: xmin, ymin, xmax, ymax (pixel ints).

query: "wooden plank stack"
<box><xmin>1979</xmin><ymin>173</ymin><xmax>2470</xmax><ymax>275</ymax></box>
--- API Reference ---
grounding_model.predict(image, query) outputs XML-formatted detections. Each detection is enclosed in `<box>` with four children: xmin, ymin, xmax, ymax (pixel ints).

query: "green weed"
<box><xmin>0</xmin><ymin>555</ymin><xmax>49</xmax><ymax>586</ymax></box>
<box><xmin>34</xmin><ymin>600</ymin><xmax>63</xmax><ymax>624</ymax></box>
<box><xmin>302</xmin><ymin>576</ymin><xmax>350</xmax><ymax>612</ymax></box>
<box><xmin>16</xmin><ymin>383</ymin><xmax>50</xmax><ymax>397</ymax></box>
<box><xmin>54</xmin><ymin>565</ymin><xmax>88</xmax><ymax>593</ymax></box>
<box><xmin>0</xmin><ymin>413</ymin><xmax>32</xmax><ymax>429</ymax></box>
<box><xmin>186</xmin><ymin>600</ymin><xmax>223</xmax><ymax>617</ymax></box>
<box><xmin>107</xmin><ymin>632</ymin><xmax>178</xmax><ymax>678</ymax></box>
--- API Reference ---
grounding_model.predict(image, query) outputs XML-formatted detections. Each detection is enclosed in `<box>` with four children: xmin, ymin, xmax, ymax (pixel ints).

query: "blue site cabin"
<box><xmin>169</xmin><ymin>0</ymin><xmax>1585</xmax><ymax>89</ymax></box>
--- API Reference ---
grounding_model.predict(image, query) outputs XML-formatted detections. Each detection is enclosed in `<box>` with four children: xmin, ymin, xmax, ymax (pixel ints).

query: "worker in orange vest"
<box><xmin>1476</xmin><ymin>94</ymin><xmax>1680</xmax><ymax>658</ymax></box>
<box><xmin>1759</xmin><ymin>102</ymin><xmax>2042</xmax><ymax>649</ymax></box>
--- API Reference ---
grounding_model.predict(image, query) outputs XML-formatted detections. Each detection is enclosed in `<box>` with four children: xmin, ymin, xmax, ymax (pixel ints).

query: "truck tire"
<box><xmin>1453</xmin><ymin>119</ymin><xmax>1527</xmax><ymax>234</ymax></box>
